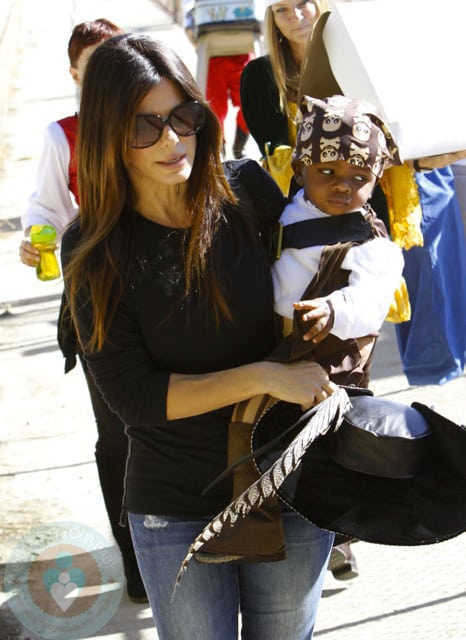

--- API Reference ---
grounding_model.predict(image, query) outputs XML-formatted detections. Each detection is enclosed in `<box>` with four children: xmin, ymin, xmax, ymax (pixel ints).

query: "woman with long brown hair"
<box><xmin>62</xmin><ymin>34</ymin><xmax>335</xmax><ymax>639</ymax></box>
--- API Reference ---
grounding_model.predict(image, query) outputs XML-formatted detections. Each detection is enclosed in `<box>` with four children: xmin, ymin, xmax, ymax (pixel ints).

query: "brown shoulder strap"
<box><xmin>268</xmin><ymin>242</ymin><xmax>352</xmax><ymax>363</ymax></box>
<box><xmin>299</xmin><ymin>242</ymin><xmax>352</xmax><ymax>302</ymax></box>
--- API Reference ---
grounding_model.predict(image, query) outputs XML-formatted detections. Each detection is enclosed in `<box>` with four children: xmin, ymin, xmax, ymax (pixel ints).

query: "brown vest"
<box><xmin>269</xmin><ymin>238</ymin><xmax>379</xmax><ymax>388</ymax></box>
<box><xmin>195</xmin><ymin>212</ymin><xmax>385</xmax><ymax>563</ymax></box>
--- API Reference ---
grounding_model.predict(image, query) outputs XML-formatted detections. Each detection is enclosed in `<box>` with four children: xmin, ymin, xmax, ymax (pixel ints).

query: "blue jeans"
<box><xmin>128</xmin><ymin>510</ymin><xmax>334</xmax><ymax>640</ymax></box>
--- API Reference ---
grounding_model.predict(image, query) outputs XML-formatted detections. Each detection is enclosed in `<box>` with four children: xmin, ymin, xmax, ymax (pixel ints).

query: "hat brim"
<box><xmin>298</xmin><ymin>11</ymin><xmax>342</xmax><ymax>105</ymax></box>
<box><xmin>252</xmin><ymin>397</ymin><xmax>466</xmax><ymax>545</ymax></box>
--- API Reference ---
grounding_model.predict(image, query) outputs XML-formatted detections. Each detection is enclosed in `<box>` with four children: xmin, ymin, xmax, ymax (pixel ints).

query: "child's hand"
<box><xmin>19</xmin><ymin>239</ymin><xmax>40</xmax><ymax>267</ymax></box>
<box><xmin>294</xmin><ymin>298</ymin><xmax>334</xmax><ymax>343</ymax></box>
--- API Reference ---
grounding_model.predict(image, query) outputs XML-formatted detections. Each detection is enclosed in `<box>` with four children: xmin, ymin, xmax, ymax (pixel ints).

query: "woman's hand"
<box><xmin>19</xmin><ymin>239</ymin><xmax>40</xmax><ymax>267</ymax></box>
<box><xmin>264</xmin><ymin>360</ymin><xmax>337</xmax><ymax>410</ymax></box>
<box><xmin>293</xmin><ymin>298</ymin><xmax>334</xmax><ymax>343</ymax></box>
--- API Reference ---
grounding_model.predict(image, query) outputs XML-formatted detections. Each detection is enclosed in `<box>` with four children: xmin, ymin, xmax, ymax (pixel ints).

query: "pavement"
<box><xmin>0</xmin><ymin>1</ymin><xmax>465</xmax><ymax>639</ymax></box>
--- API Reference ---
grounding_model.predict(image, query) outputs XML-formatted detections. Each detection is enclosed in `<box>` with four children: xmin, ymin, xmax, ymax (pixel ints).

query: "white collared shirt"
<box><xmin>21</xmin><ymin>120</ymin><xmax>78</xmax><ymax>238</ymax></box>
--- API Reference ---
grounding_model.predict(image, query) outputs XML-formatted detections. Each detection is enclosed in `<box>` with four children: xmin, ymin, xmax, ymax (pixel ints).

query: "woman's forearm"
<box><xmin>167</xmin><ymin>360</ymin><xmax>336</xmax><ymax>420</ymax></box>
<box><xmin>407</xmin><ymin>149</ymin><xmax>466</xmax><ymax>172</ymax></box>
<box><xmin>167</xmin><ymin>363</ymin><xmax>266</xmax><ymax>419</ymax></box>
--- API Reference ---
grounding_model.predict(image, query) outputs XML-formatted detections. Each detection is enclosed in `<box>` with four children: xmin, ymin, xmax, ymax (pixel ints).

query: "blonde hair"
<box><xmin>264</xmin><ymin>0</ymin><xmax>329</xmax><ymax>115</ymax></box>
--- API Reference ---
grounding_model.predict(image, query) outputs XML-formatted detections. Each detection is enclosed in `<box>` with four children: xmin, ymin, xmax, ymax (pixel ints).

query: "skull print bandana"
<box><xmin>293</xmin><ymin>95</ymin><xmax>402</xmax><ymax>178</ymax></box>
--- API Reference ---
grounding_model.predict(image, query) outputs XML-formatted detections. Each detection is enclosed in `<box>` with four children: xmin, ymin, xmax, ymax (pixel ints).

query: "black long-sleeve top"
<box><xmin>240</xmin><ymin>55</ymin><xmax>291</xmax><ymax>157</ymax></box>
<box><xmin>61</xmin><ymin>160</ymin><xmax>286</xmax><ymax>516</ymax></box>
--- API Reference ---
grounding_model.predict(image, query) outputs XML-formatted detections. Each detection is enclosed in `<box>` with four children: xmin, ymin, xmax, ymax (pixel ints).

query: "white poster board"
<box><xmin>324</xmin><ymin>0</ymin><xmax>466</xmax><ymax>159</ymax></box>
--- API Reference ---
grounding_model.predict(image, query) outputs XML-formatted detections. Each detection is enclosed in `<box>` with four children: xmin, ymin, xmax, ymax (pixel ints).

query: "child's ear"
<box><xmin>69</xmin><ymin>66</ymin><xmax>80</xmax><ymax>87</ymax></box>
<box><xmin>292</xmin><ymin>160</ymin><xmax>304</xmax><ymax>186</ymax></box>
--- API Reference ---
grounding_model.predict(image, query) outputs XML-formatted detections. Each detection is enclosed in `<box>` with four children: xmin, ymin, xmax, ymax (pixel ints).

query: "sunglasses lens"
<box><xmin>170</xmin><ymin>102</ymin><xmax>205</xmax><ymax>137</ymax></box>
<box><xmin>131</xmin><ymin>102</ymin><xmax>205</xmax><ymax>148</ymax></box>
<box><xmin>132</xmin><ymin>114</ymin><xmax>164</xmax><ymax>149</ymax></box>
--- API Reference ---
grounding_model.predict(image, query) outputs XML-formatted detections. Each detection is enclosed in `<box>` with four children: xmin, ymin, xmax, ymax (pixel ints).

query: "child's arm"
<box><xmin>20</xmin><ymin>121</ymin><xmax>78</xmax><ymax>267</ymax></box>
<box><xmin>294</xmin><ymin>237</ymin><xmax>404</xmax><ymax>342</ymax></box>
<box><xmin>21</xmin><ymin>121</ymin><xmax>78</xmax><ymax>237</ymax></box>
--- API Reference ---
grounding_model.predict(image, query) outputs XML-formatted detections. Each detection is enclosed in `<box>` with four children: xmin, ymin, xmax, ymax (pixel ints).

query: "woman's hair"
<box><xmin>65</xmin><ymin>34</ymin><xmax>235</xmax><ymax>351</ymax></box>
<box><xmin>68</xmin><ymin>18</ymin><xmax>123</xmax><ymax>68</ymax></box>
<box><xmin>264</xmin><ymin>0</ymin><xmax>328</xmax><ymax>115</ymax></box>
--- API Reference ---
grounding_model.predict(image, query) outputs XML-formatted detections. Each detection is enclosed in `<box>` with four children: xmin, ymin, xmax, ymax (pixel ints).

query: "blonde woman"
<box><xmin>240</xmin><ymin>1</ymin><xmax>328</xmax><ymax>160</ymax></box>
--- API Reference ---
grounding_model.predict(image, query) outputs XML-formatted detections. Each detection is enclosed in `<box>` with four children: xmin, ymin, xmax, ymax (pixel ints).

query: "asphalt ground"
<box><xmin>0</xmin><ymin>1</ymin><xmax>465</xmax><ymax>638</ymax></box>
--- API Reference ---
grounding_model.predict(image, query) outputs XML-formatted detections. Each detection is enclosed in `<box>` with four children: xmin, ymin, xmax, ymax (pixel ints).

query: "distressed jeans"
<box><xmin>128</xmin><ymin>510</ymin><xmax>334</xmax><ymax>640</ymax></box>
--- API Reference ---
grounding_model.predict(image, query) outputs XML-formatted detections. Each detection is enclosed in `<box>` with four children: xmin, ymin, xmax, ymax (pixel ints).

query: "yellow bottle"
<box><xmin>30</xmin><ymin>224</ymin><xmax>61</xmax><ymax>281</ymax></box>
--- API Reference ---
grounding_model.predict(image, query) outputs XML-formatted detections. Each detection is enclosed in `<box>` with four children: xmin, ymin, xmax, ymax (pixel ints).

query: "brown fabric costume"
<box><xmin>196</xmin><ymin>207</ymin><xmax>386</xmax><ymax>563</ymax></box>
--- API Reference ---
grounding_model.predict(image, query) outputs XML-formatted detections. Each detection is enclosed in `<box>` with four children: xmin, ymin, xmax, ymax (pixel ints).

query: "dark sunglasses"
<box><xmin>130</xmin><ymin>101</ymin><xmax>205</xmax><ymax>149</ymax></box>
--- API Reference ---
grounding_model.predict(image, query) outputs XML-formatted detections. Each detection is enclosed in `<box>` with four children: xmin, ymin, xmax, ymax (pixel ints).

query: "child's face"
<box><xmin>294</xmin><ymin>159</ymin><xmax>377</xmax><ymax>216</ymax></box>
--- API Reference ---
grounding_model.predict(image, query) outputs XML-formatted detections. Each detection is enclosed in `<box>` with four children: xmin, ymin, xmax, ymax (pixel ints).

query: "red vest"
<box><xmin>57</xmin><ymin>114</ymin><xmax>79</xmax><ymax>204</ymax></box>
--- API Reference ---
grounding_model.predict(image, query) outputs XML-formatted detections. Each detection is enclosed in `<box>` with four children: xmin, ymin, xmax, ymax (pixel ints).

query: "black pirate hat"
<box><xmin>252</xmin><ymin>389</ymin><xmax>466</xmax><ymax>546</ymax></box>
<box><xmin>299</xmin><ymin>11</ymin><xmax>342</xmax><ymax>104</ymax></box>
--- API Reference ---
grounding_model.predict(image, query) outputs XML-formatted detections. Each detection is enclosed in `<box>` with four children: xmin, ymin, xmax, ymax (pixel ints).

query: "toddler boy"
<box><xmin>197</xmin><ymin>95</ymin><xmax>405</xmax><ymax>574</ymax></box>
<box><xmin>273</xmin><ymin>93</ymin><xmax>404</xmax><ymax>378</ymax></box>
